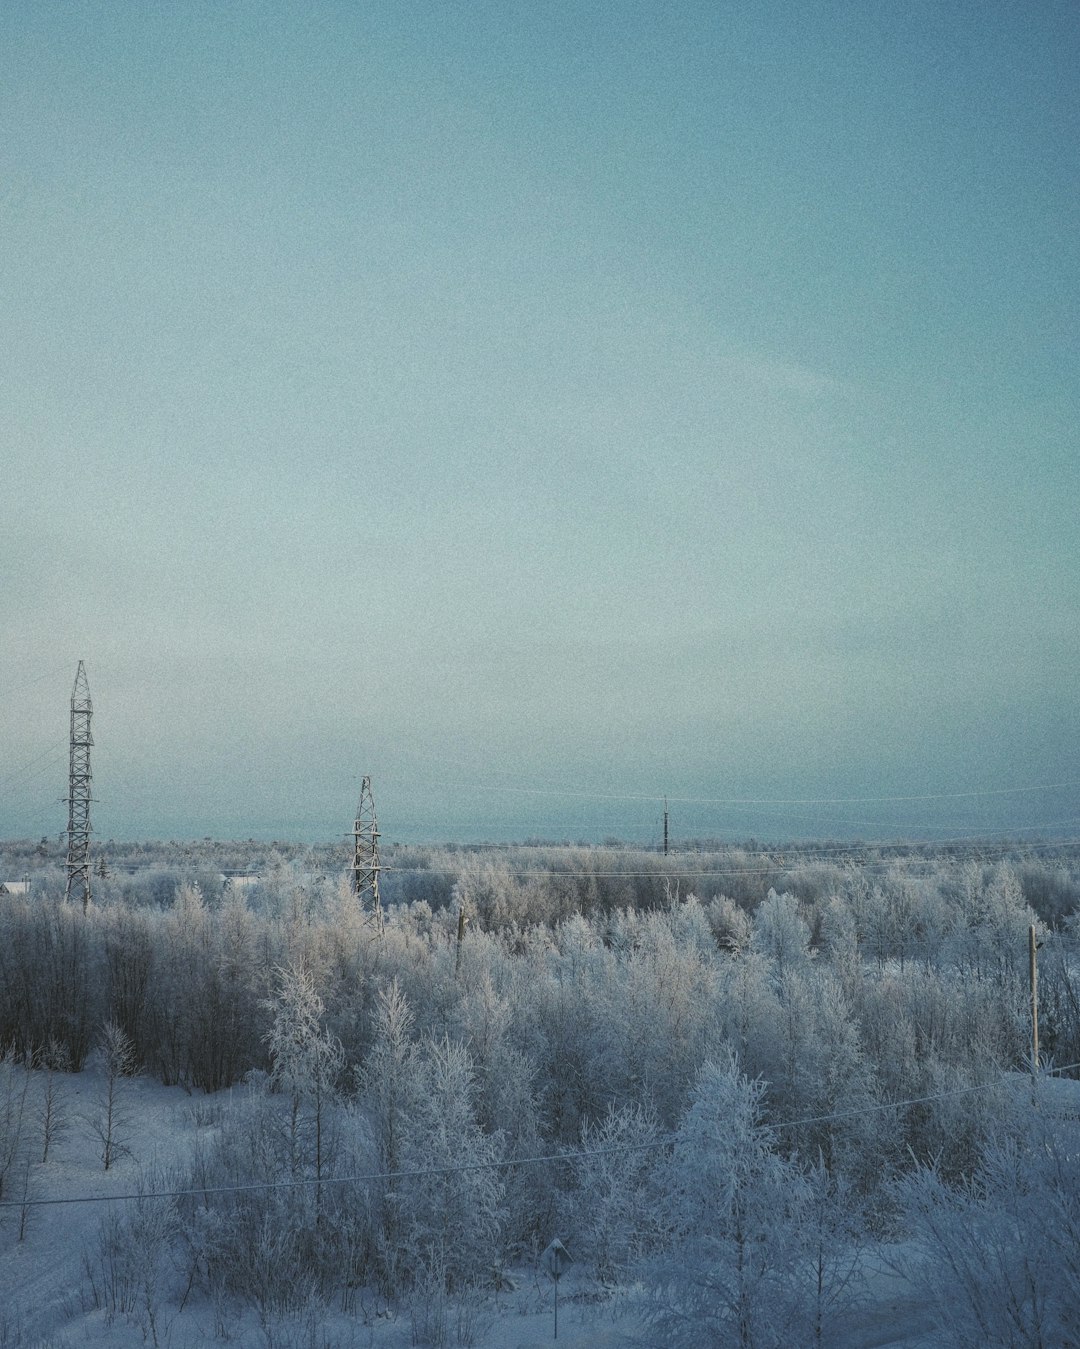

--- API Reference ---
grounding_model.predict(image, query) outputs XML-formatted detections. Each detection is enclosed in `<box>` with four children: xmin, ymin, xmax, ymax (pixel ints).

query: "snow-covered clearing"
<box><xmin>0</xmin><ymin>1067</ymin><xmax>950</xmax><ymax>1349</ymax></box>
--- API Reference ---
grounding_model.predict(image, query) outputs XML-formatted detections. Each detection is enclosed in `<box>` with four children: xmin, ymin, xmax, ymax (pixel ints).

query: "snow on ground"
<box><xmin>1</xmin><ymin>1065</ymin><xmax>949</xmax><ymax>1348</ymax></box>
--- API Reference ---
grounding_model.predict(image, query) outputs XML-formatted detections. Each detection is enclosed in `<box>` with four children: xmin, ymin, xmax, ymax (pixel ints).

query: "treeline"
<box><xmin>2</xmin><ymin>852</ymin><xmax>1079</xmax><ymax>1140</ymax></box>
<box><xmin>5</xmin><ymin>835</ymin><xmax>1080</xmax><ymax>923</ymax></box>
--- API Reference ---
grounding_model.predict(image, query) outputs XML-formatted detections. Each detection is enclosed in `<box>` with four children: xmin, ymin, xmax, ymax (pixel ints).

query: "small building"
<box><xmin>220</xmin><ymin>870</ymin><xmax>261</xmax><ymax>893</ymax></box>
<box><xmin>0</xmin><ymin>878</ymin><xmax>32</xmax><ymax>895</ymax></box>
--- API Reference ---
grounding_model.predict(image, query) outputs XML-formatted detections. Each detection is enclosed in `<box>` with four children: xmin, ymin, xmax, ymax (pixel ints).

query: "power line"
<box><xmin>0</xmin><ymin>742</ymin><xmax>68</xmax><ymax>793</ymax></box>
<box><xmin>427</xmin><ymin>838</ymin><xmax>1080</xmax><ymax>859</ymax></box>
<box><xmin>6</xmin><ymin>1062</ymin><xmax>1078</xmax><ymax>1212</ymax></box>
<box><xmin>446</xmin><ymin>778</ymin><xmax>1080</xmax><ymax>808</ymax></box>
<box><xmin>0</xmin><ymin>661</ymin><xmax>76</xmax><ymax>704</ymax></box>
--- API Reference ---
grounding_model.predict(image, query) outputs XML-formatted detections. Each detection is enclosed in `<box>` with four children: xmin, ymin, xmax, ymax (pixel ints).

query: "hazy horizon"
<box><xmin>4</xmin><ymin>660</ymin><xmax>1078</xmax><ymax>849</ymax></box>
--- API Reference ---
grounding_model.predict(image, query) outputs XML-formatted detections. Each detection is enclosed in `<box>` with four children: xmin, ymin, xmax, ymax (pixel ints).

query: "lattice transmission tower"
<box><xmin>65</xmin><ymin>660</ymin><xmax>93</xmax><ymax>911</ymax></box>
<box><xmin>351</xmin><ymin>775</ymin><xmax>383</xmax><ymax>925</ymax></box>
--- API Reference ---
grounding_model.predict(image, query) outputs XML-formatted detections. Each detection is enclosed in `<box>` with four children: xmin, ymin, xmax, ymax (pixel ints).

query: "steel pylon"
<box><xmin>351</xmin><ymin>775</ymin><xmax>382</xmax><ymax>925</ymax></box>
<box><xmin>65</xmin><ymin>660</ymin><xmax>93</xmax><ymax>911</ymax></box>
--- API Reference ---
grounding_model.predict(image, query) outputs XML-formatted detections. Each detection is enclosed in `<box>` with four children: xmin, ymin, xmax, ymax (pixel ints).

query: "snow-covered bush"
<box><xmin>897</xmin><ymin>1103</ymin><xmax>1080</xmax><ymax>1347</ymax></box>
<box><xmin>175</xmin><ymin>1081</ymin><xmax>381</xmax><ymax>1316</ymax></box>
<box><xmin>83</xmin><ymin>1190</ymin><xmax>178</xmax><ymax>1342</ymax></box>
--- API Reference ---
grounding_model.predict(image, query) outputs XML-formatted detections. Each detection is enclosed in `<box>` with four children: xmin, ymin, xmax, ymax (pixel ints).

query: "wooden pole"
<box><xmin>1029</xmin><ymin>923</ymin><xmax>1039</xmax><ymax>1075</ymax></box>
<box><xmin>455</xmin><ymin>905</ymin><xmax>466</xmax><ymax>979</ymax></box>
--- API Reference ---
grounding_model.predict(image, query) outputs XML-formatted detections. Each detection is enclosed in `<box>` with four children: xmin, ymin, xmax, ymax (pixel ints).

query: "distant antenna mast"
<box><xmin>351</xmin><ymin>775</ymin><xmax>382</xmax><ymax>925</ymax></box>
<box><xmin>65</xmin><ymin>660</ymin><xmax>93</xmax><ymax>911</ymax></box>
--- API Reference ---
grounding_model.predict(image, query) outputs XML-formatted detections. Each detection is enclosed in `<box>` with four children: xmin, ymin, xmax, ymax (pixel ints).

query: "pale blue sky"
<box><xmin>2</xmin><ymin>1</ymin><xmax>1078</xmax><ymax>843</ymax></box>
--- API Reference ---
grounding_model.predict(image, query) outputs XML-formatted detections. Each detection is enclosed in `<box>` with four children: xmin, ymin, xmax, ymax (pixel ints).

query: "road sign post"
<box><xmin>541</xmin><ymin>1237</ymin><xmax>573</xmax><ymax>1340</ymax></box>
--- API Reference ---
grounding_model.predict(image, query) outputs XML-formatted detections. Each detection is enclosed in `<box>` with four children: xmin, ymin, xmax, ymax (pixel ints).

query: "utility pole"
<box><xmin>351</xmin><ymin>775</ymin><xmax>383</xmax><ymax>927</ymax></box>
<box><xmin>65</xmin><ymin>661</ymin><xmax>93</xmax><ymax>912</ymax></box>
<box><xmin>663</xmin><ymin>796</ymin><xmax>669</xmax><ymax>857</ymax></box>
<box><xmin>1029</xmin><ymin>923</ymin><xmax>1040</xmax><ymax>1075</ymax></box>
<box><xmin>455</xmin><ymin>904</ymin><xmax>468</xmax><ymax>978</ymax></box>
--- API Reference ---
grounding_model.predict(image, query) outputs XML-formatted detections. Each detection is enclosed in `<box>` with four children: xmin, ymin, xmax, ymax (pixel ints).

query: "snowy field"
<box><xmin>3</xmin><ymin>1067</ymin><xmax>641</xmax><ymax>1348</ymax></box>
<box><xmin>0</xmin><ymin>1065</ymin><xmax>962</xmax><ymax>1349</ymax></box>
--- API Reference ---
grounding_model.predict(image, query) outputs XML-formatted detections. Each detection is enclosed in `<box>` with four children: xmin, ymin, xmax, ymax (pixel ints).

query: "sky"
<box><xmin>2</xmin><ymin>0</ymin><xmax>1078</xmax><ymax>846</ymax></box>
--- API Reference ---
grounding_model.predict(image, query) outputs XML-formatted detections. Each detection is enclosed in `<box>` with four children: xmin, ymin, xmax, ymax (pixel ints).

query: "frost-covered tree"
<box><xmin>395</xmin><ymin>1035</ymin><xmax>505</xmax><ymax>1293</ymax></box>
<box><xmin>263</xmin><ymin>963</ymin><xmax>344</xmax><ymax>1181</ymax></box>
<box><xmin>533</xmin><ymin>920</ymin><xmax>611</xmax><ymax>1142</ymax></box>
<box><xmin>706</xmin><ymin>894</ymin><xmax>752</xmax><ymax>953</ymax></box>
<box><xmin>36</xmin><ymin>1038</ymin><xmax>70</xmax><ymax>1164</ymax></box>
<box><xmin>204</xmin><ymin>884</ymin><xmax>267</xmax><ymax>1088</ymax></box>
<box><xmin>0</xmin><ymin>1045</ymin><xmax>30</xmax><ymax>1202</ymax></box>
<box><xmin>868</xmin><ymin>872</ymin><xmax>925</xmax><ymax>972</ymax></box>
<box><xmin>357</xmin><ymin>978</ymin><xmax>424</xmax><ymax>1292</ymax></box>
<box><xmin>90</xmin><ymin>1020</ymin><xmax>136</xmax><ymax>1171</ymax></box>
<box><xmin>358</xmin><ymin>978</ymin><xmax>419</xmax><ymax>1178</ymax></box>
<box><xmin>796</xmin><ymin>1155</ymin><xmax>867</xmax><ymax>1347</ymax></box>
<box><xmin>150</xmin><ymin>882</ymin><xmax>210</xmax><ymax>1087</ymax></box>
<box><xmin>714</xmin><ymin>949</ymin><xmax>783</xmax><ymax>1087</ymax></box>
<box><xmin>817</xmin><ymin>895</ymin><xmax>861</xmax><ymax>993</ymax></box>
<box><xmin>751</xmin><ymin>889</ymin><xmax>811</xmax><ymax>978</ymax></box>
<box><xmin>151</xmin><ymin>882</ymin><xmax>268</xmax><ymax>1092</ymax></box>
<box><xmin>103</xmin><ymin>904</ymin><xmax>154</xmax><ymax>1067</ymax></box>
<box><xmin>591</xmin><ymin>909</ymin><xmax>717</xmax><ymax>1125</ymax></box>
<box><xmin>0</xmin><ymin>897</ymin><xmax>100</xmax><ymax>1069</ymax></box>
<box><xmin>570</xmin><ymin>1100</ymin><xmax>663</xmax><ymax>1284</ymax></box>
<box><xmin>646</xmin><ymin>1052</ymin><xmax>807</xmax><ymax>1348</ymax></box>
